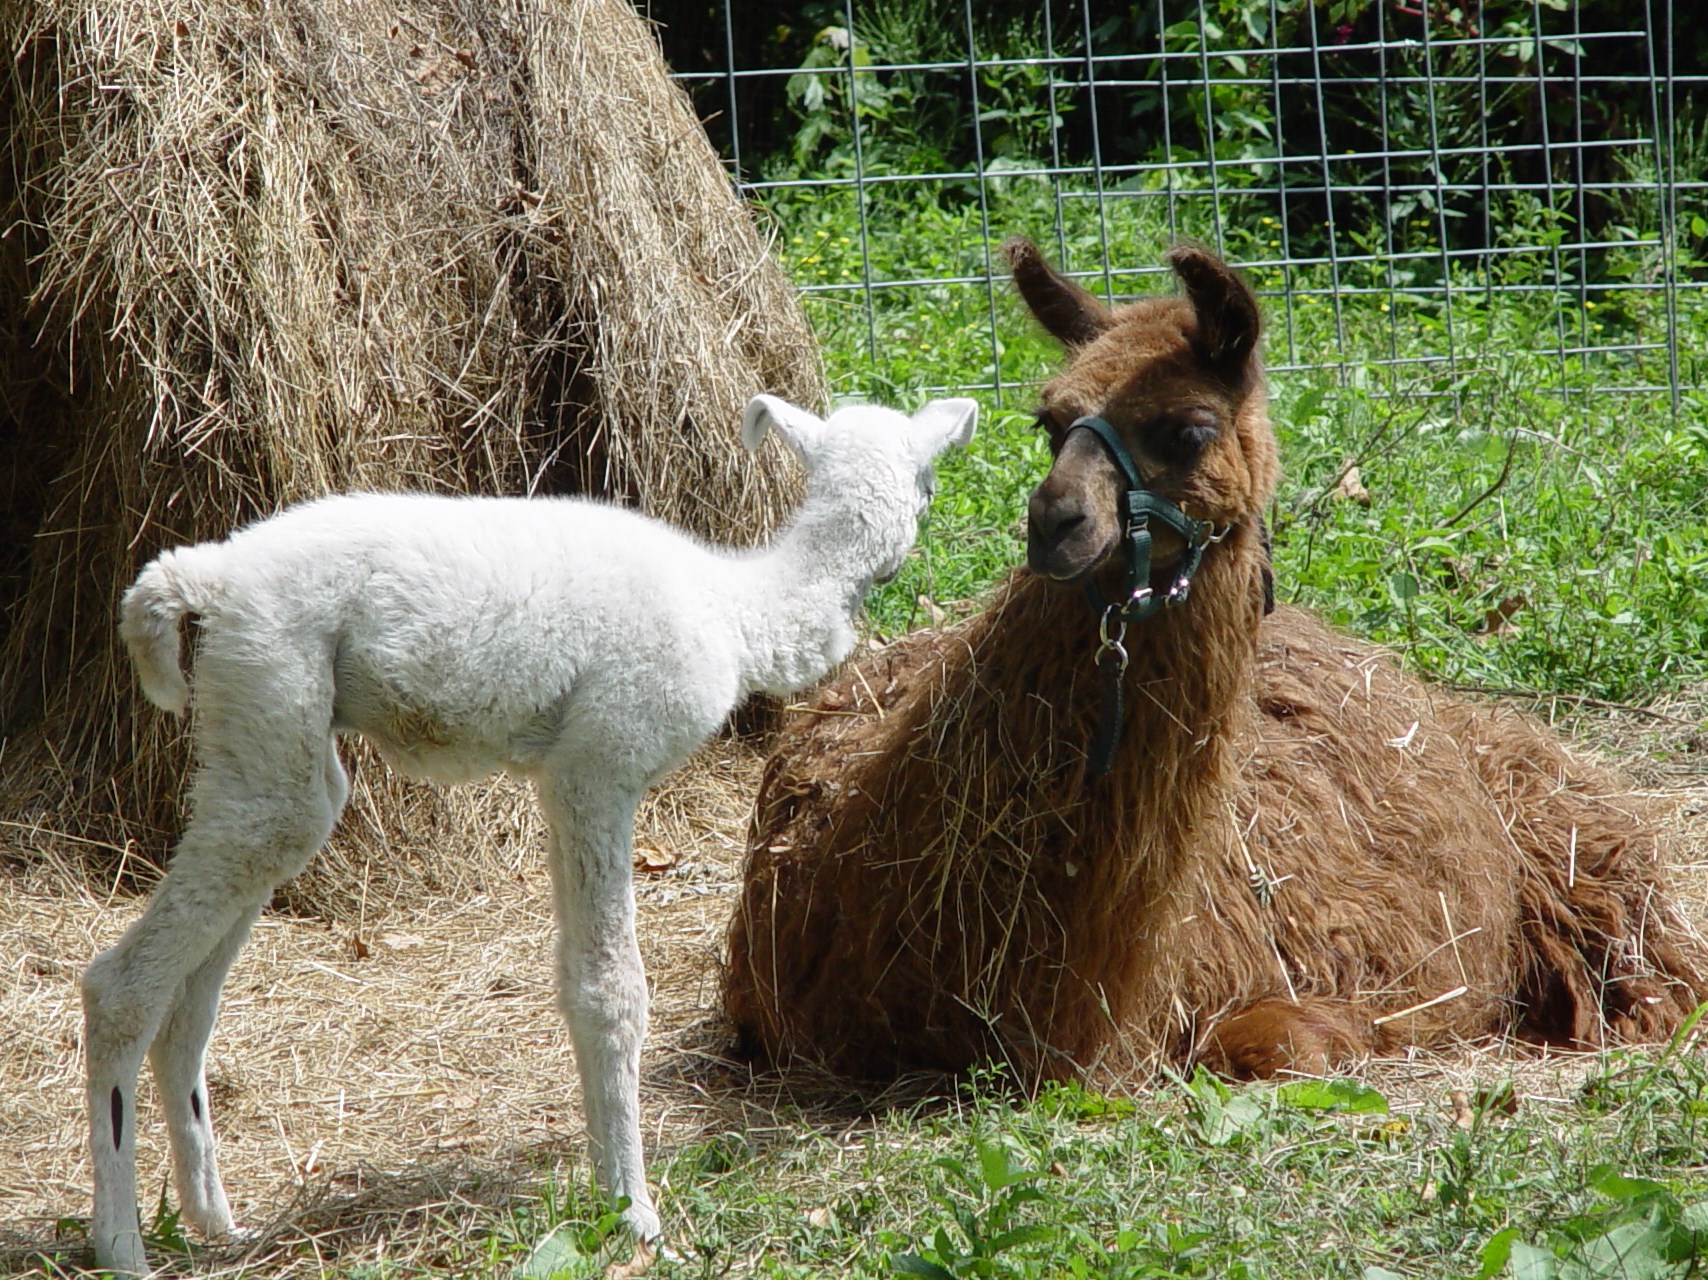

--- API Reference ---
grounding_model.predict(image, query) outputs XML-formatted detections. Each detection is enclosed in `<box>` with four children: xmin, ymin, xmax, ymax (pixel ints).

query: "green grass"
<box><xmin>449</xmin><ymin>1054</ymin><xmax>1707</xmax><ymax>1278</ymax></box>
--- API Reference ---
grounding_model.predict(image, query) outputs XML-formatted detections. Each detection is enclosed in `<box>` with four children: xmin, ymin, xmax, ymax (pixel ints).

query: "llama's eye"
<box><xmin>914</xmin><ymin>469</ymin><xmax>936</xmax><ymax>515</ymax></box>
<box><xmin>1033</xmin><ymin>412</ymin><xmax>1068</xmax><ymax>453</ymax></box>
<box><xmin>1150</xmin><ymin>409</ymin><xmax>1221</xmax><ymax>467</ymax></box>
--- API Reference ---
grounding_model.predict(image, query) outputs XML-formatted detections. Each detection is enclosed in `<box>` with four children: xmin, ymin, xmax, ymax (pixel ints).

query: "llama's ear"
<box><xmin>1167</xmin><ymin>243</ymin><xmax>1262</xmax><ymax>372</ymax></box>
<box><xmin>910</xmin><ymin>397</ymin><xmax>978</xmax><ymax>460</ymax></box>
<box><xmin>1004</xmin><ymin>237</ymin><xmax>1113</xmax><ymax>348</ymax></box>
<box><xmin>742</xmin><ymin>395</ymin><xmax>824</xmax><ymax>459</ymax></box>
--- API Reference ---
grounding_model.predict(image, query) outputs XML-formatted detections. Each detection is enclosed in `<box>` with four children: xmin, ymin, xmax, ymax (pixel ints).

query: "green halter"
<box><xmin>1069</xmin><ymin>416</ymin><xmax>1219</xmax><ymax>625</ymax></box>
<box><xmin>1065</xmin><ymin>416</ymin><xmax>1223</xmax><ymax>778</ymax></box>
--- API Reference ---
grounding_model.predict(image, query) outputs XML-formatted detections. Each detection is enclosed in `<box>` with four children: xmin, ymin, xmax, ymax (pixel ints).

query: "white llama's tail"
<box><xmin>119</xmin><ymin>545</ymin><xmax>224</xmax><ymax>716</ymax></box>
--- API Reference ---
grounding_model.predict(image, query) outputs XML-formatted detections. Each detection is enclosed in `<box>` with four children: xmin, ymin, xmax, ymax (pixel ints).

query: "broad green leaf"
<box><xmin>1196</xmin><ymin>1090</ymin><xmax>1269</xmax><ymax>1145</ymax></box>
<box><xmin>978</xmin><ymin>1139</ymin><xmax>1016</xmax><ymax>1190</ymax></box>
<box><xmin>1277</xmin><ymin>1079</ymin><xmax>1391</xmax><ymax>1115</ymax></box>
<box><xmin>890</xmin><ymin>1254</ymin><xmax>959</xmax><ymax>1280</ymax></box>
<box><xmin>1481</xmin><ymin>1227</ymin><xmax>1521</xmax><ymax>1278</ymax></box>
<box><xmin>988</xmin><ymin>1223</ymin><xmax>1056</xmax><ymax>1253</ymax></box>
<box><xmin>934</xmin><ymin>1225</ymin><xmax>958</xmax><ymax>1260</ymax></box>
<box><xmin>1577</xmin><ymin>1220</ymin><xmax>1674</xmax><ymax>1277</ymax></box>
<box><xmin>1507</xmin><ymin>1240</ymin><xmax>1559</xmax><ymax>1280</ymax></box>
<box><xmin>1587</xmin><ymin>1165</ymin><xmax>1667</xmax><ymax>1202</ymax></box>
<box><xmin>516</xmin><ymin>1223</ymin><xmax>591</xmax><ymax>1280</ymax></box>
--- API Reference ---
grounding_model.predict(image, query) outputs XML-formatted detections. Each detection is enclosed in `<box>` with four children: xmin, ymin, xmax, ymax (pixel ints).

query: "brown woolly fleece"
<box><xmin>723</xmin><ymin>241</ymin><xmax>1706</xmax><ymax>1084</ymax></box>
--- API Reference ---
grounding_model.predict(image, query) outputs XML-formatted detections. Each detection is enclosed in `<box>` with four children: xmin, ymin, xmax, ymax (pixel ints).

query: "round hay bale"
<box><xmin>0</xmin><ymin>0</ymin><xmax>823</xmax><ymax>914</ymax></box>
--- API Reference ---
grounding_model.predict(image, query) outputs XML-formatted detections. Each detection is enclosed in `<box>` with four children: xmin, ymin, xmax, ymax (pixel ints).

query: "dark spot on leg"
<box><xmin>190</xmin><ymin>1089</ymin><xmax>202</xmax><ymax>1122</ymax></box>
<box><xmin>111</xmin><ymin>1087</ymin><xmax>124</xmax><ymax>1150</ymax></box>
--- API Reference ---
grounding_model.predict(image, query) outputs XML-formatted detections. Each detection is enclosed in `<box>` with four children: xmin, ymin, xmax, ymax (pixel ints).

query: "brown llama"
<box><xmin>723</xmin><ymin>241</ymin><xmax>1707</xmax><ymax>1083</ymax></box>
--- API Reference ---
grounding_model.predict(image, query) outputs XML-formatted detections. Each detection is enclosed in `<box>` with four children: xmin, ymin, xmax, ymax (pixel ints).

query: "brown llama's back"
<box><xmin>724</xmin><ymin>585</ymin><xmax>1707</xmax><ymax>1082</ymax></box>
<box><xmin>1438</xmin><ymin>695</ymin><xmax>1704</xmax><ymax>1045</ymax></box>
<box><xmin>1192</xmin><ymin>604</ymin><xmax>1703</xmax><ymax>1067</ymax></box>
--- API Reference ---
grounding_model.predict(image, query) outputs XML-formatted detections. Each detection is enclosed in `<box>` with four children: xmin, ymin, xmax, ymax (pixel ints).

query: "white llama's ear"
<box><xmin>909</xmin><ymin>398</ymin><xmax>979</xmax><ymax>459</ymax></box>
<box><xmin>742</xmin><ymin>395</ymin><xmax>825</xmax><ymax>459</ymax></box>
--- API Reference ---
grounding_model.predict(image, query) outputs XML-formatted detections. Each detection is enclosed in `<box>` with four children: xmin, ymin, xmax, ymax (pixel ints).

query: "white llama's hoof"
<box><xmin>214</xmin><ymin>1221</ymin><xmax>258</xmax><ymax>1247</ymax></box>
<box><xmin>95</xmin><ymin>1230</ymin><xmax>149</xmax><ymax>1277</ymax></box>
<box><xmin>605</xmin><ymin>1235</ymin><xmax>659</xmax><ymax>1279</ymax></box>
<box><xmin>621</xmin><ymin>1200</ymin><xmax>662</xmax><ymax>1244</ymax></box>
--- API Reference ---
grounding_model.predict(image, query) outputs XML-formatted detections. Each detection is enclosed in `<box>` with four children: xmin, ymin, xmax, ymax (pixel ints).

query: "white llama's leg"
<box><xmin>85</xmin><ymin>723</ymin><xmax>343</xmax><ymax>1275</ymax></box>
<box><xmin>147</xmin><ymin>902</ymin><xmax>262</xmax><ymax>1239</ymax></box>
<box><xmin>538</xmin><ymin>776</ymin><xmax>660</xmax><ymax>1243</ymax></box>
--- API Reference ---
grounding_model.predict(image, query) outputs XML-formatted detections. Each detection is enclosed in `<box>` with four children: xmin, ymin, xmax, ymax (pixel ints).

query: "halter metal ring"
<box><xmin>1098</xmin><ymin>604</ymin><xmax>1128</xmax><ymax>648</ymax></box>
<box><xmin>1096</xmin><ymin>604</ymin><xmax>1131</xmax><ymax>673</ymax></box>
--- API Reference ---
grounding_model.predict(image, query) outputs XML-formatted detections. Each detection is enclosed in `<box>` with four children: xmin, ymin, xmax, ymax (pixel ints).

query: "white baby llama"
<box><xmin>83</xmin><ymin>392</ymin><xmax>977</xmax><ymax>1274</ymax></box>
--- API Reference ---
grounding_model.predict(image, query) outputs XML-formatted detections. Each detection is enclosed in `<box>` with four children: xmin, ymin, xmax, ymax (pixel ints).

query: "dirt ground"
<box><xmin>2</xmin><ymin>698</ymin><xmax>1703</xmax><ymax>1274</ymax></box>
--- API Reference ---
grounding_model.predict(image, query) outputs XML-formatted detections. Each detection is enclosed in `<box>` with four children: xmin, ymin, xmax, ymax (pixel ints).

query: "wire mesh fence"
<box><xmin>656</xmin><ymin>1</ymin><xmax>1701</xmax><ymax>410</ymax></box>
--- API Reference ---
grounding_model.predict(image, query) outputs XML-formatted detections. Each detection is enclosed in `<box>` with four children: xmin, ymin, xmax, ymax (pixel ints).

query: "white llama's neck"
<box><xmin>733</xmin><ymin>491</ymin><xmax>891</xmax><ymax>698</ymax></box>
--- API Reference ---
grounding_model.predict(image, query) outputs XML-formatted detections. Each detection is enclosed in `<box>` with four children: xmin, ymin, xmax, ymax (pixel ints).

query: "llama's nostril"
<box><xmin>1027</xmin><ymin>487</ymin><xmax>1091</xmax><ymax>549</ymax></box>
<box><xmin>1031</xmin><ymin>508</ymin><xmax>1085</xmax><ymax>544</ymax></box>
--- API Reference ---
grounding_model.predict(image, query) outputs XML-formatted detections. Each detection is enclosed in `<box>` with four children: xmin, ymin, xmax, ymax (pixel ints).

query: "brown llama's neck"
<box><xmin>936</xmin><ymin>519</ymin><xmax>1268</xmax><ymax>1071</ymax></box>
<box><xmin>981</xmin><ymin>518</ymin><xmax>1264</xmax><ymax>827</ymax></box>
